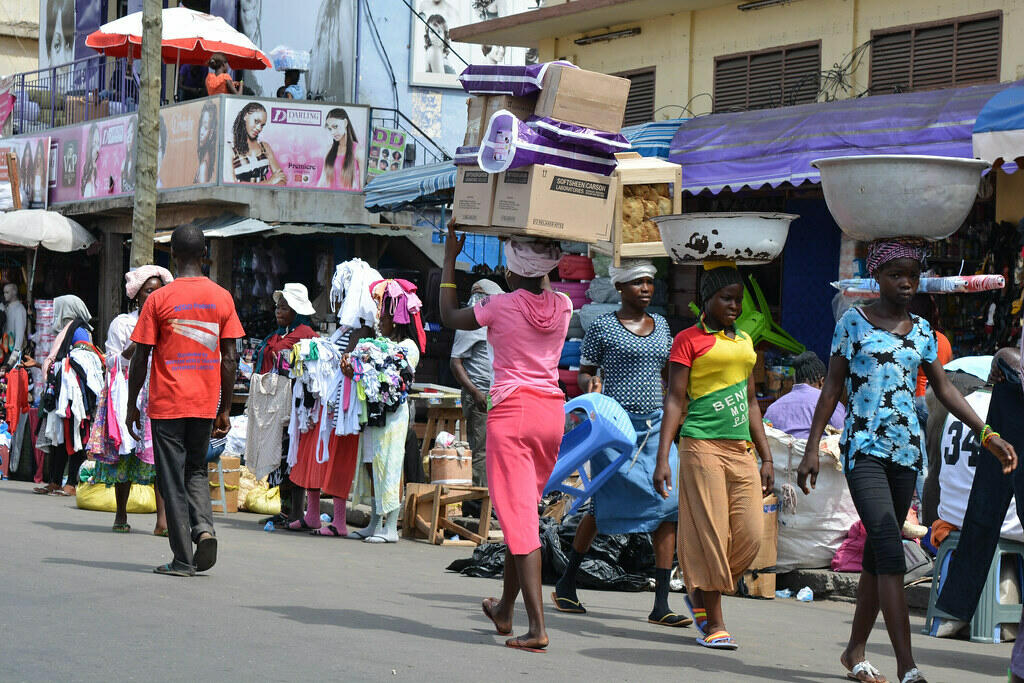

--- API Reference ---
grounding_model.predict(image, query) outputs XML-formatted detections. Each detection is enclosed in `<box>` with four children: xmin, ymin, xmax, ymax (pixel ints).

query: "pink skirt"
<box><xmin>289</xmin><ymin>422</ymin><xmax>328</xmax><ymax>490</ymax></box>
<box><xmin>486</xmin><ymin>387</ymin><xmax>564</xmax><ymax>555</ymax></box>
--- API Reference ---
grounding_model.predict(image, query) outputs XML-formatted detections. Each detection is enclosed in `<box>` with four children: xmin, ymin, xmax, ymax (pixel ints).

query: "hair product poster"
<box><xmin>238</xmin><ymin>0</ymin><xmax>356</xmax><ymax>102</ymax></box>
<box><xmin>159</xmin><ymin>98</ymin><xmax>221</xmax><ymax>189</ymax></box>
<box><xmin>222</xmin><ymin>98</ymin><xmax>369</xmax><ymax>192</ymax></box>
<box><xmin>410</xmin><ymin>0</ymin><xmax>533</xmax><ymax>88</ymax></box>
<box><xmin>367</xmin><ymin>127</ymin><xmax>408</xmax><ymax>180</ymax></box>
<box><xmin>0</xmin><ymin>136</ymin><xmax>52</xmax><ymax>209</ymax></box>
<box><xmin>39</xmin><ymin>0</ymin><xmax>75</xmax><ymax>70</ymax></box>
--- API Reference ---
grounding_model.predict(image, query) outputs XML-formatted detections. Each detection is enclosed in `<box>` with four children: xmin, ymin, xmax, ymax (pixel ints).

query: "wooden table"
<box><xmin>402</xmin><ymin>483</ymin><xmax>493</xmax><ymax>546</ymax></box>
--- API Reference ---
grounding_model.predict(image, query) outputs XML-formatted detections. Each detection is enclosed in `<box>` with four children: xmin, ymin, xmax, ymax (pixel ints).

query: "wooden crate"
<box><xmin>590</xmin><ymin>152</ymin><xmax>682</xmax><ymax>265</ymax></box>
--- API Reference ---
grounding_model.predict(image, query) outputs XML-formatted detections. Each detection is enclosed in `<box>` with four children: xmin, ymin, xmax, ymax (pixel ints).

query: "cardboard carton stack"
<box><xmin>454</xmin><ymin>63</ymin><xmax>631</xmax><ymax>244</ymax></box>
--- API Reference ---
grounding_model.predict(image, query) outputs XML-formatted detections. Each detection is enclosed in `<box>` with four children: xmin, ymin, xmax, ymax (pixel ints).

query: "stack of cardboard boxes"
<box><xmin>454</xmin><ymin>63</ymin><xmax>632</xmax><ymax>243</ymax></box>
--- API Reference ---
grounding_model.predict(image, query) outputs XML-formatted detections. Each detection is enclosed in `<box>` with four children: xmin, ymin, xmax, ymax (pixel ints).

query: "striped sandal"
<box><xmin>684</xmin><ymin>594</ymin><xmax>708</xmax><ymax>637</ymax></box>
<box><xmin>697</xmin><ymin>630</ymin><xmax>738</xmax><ymax>650</ymax></box>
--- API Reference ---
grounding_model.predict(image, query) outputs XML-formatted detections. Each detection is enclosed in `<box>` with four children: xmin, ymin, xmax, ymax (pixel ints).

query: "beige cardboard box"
<box><xmin>464</xmin><ymin>94</ymin><xmax>537</xmax><ymax>147</ymax></box>
<box><xmin>534</xmin><ymin>65</ymin><xmax>631</xmax><ymax>133</ymax></box>
<box><xmin>487</xmin><ymin>164</ymin><xmax>618</xmax><ymax>243</ymax></box>
<box><xmin>453</xmin><ymin>165</ymin><xmax>497</xmax><ymax>226</ymax></box>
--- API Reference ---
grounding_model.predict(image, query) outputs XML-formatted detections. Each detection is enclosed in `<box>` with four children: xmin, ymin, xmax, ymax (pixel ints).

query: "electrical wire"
<box><xmin>364</xmin><ymin>0</ymin><xmax>399</xmax><ymax>112</ymax></box>
<box><xmin>400</xmin><ymin>0</ymin><xmax>471</xmax><ymax>68</ymax></box>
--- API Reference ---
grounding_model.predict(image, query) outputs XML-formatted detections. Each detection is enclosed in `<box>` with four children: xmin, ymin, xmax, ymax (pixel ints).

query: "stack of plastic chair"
<box><xmin>543</xmin><ymin>393</ymin><xmax>637</xmax><ymax>516</ymax></box>
<box><xmin>688</xmin><ymin>275</ymin><xmax>805</xmax><ymax>354</ymax></box>
<box><xmin>923</xmin><ymin>530</ymin><xmax>1024</xmax><ymax>643</ymax></box>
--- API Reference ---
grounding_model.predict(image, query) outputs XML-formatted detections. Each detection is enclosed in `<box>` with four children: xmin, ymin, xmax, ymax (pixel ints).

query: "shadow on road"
<box><xmin>577</xmin><ymin>646</ymin><xmax>835</xmax><ymax>682</ymax></box>
<box><xmin>867</xmin><ymin>639</ymin><xmax>1009</xmax><ymax>675</ymax></box>
<box><xmin>42</xmin><ymin>557</ymin><xmax>154</xmax><ymax>574</ymax></box>
<box><xmin>34</xmin><ymin>520</ymin><xmax>114</xmax><ymax>534</ymax></box>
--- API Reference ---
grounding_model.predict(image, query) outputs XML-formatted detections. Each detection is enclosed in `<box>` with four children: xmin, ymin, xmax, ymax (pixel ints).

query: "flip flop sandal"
<box><xmin>33</xmin><ymin>486</ymin><xmax>55</xmax><ymax>495</ymax></box>
<box><xmin>312</xmin><ymin>524</ymin><xmax>345</xmax><ymax>537</ymax></box>
<box><xmin>550</xmin><ymin>592</ymin><xmax>587</xmax><ymax>614</ymax></box>
<box><xmin>481</xmin><ymin>598</ymin><xmax>512</xmax><ymax>635</ymax></box>
<box><xmin>153</xmin><ymin>529</ymin><xmax>168</xmax><ymax>537</ymax></box>
<box><xmin>648</xmin><ymin>612</ymin><xmax>694</xmax><ymax>627</ymax></box>
<box><xmin>900</xmin><ymin>668</ymin><xmax>926</xmax><ymax>683</ymax></box>
<box><xmin>287</xmin><ymin>519</ymin><xmax>320</xmax><ymax>532</ymax></box>
<box><xmin>50</xmin><ymin>489</ymin><xmax>72</xmax><ymax>497</ymax></box>
<box><xmin>153</xmin><ymin>563</ymin><xmax>194</xmax><ymax>577</ymax></box>
<box><xmin>112</xmin><ymin>523</ymin><xmax>131</xmax><ymax>533</ymax></box>
<box><xmin>194</xmin><ymin>535</ymin><xmax>218</xmax><ymax>573</ymax></box>
<box><xmin>505</xmin><ymin>637</ymin><xmax>547</xmax><ymax>654</ymax></box>
<box><xmin>697</xmin><ymin>630</ymin><xmax>738</xmax><ymax>651</ymax></box>
<box><xmin>684</xmin><ymin>595</ymin><xmax>708</xmax><ymax>638</ymax></box>
<box><xmin>846</xmin><ymin>660</ymin><xmax>888</xmax><ymax>683</ymax></box>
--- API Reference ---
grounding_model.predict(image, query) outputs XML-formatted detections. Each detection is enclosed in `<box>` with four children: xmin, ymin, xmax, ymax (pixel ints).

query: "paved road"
<box><xmin>0</xmin><ymin>480</ymin><xmax>1011</xmax><ymax>682</ymax></box>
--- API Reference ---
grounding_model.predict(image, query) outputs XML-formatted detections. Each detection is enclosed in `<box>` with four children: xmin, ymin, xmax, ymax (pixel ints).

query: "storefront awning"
<box><xmin>364</xmin><ymin>161</ymin><xmax>457</xmax><ymax>213</ymax></box>
<box><xmin>622</xmin><ymin>118</ymin><xmax>687</xmax><ymax>160</ymax></box>
<box><xmin>973</xmin><ymin>84</ymin><xmax>1024</xmax><ymax>173</ymax></box>
<box><xmin>669</xmin><ymin>82</ymin><xmax>1017</xmax><ymax>195</ymax></box>
<box><xmin>154</xmin><ymin>214</ymin><xmax>274</xmax><ymax>243</ymax></box>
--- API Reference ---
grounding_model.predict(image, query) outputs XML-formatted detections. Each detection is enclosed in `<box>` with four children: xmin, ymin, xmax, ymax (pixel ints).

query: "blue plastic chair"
<box><xmin>544</xmin><ymin>393</ymin><xmax>637</xmax><ymax>516</ymax></box>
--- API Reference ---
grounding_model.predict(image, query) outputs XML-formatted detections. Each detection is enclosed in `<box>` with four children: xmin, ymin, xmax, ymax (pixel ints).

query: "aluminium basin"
<box><xmin>652</xmin><ymin>212</ymin><xmax>797</xmax><ymax>265</ymax></box>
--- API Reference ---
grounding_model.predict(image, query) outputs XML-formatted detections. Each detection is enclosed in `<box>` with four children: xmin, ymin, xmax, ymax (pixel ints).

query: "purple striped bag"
<box><xmin>458</xmin><ymin>60</ymin><xmax>577</xmax><ymax>96</ymax></box>
<box><xmin>477</xmin><ymin>110</ymin><xmax>618</xmax><ymax>176</ymax></box>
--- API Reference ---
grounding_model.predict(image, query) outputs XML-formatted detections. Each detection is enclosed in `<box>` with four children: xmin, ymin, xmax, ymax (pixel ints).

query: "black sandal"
<box><xmin>194</xmin><ymin>534</ymin><xmax>218</xmax><ymax>573</ymax></box>
<box><xmin>311</xmin><ymin>524</ymin><xmax>344</xmax><ymax>537</ymax></box>
<box><xmin>153</xmin><ymin>563</ymin><xmax>194</xmax><ymax>577</ymax></box>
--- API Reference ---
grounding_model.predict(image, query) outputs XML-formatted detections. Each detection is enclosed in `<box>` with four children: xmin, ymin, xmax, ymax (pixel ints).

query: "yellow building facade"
<box><xmin>0</xmin><ymin>1</ymin><xmax>39</xmax><ymax>77</ymax></box>
<box><xmin>456</xmin><ymin>0</ymin><xmax>1024</xmax><ymax>118</ymax></box>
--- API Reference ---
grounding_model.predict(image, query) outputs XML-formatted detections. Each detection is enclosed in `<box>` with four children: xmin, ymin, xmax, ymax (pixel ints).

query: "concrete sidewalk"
<box><xmin>0</xmin><ymin>480</ymin><xmax>1011</xmax><ymax>682</ymax></box>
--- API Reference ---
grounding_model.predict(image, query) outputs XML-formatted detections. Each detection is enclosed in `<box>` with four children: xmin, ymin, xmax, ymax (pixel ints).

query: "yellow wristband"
<box><xmin>440</xmin><ymin>283</ymin><xmax>456</xmax><ymax>289</ymax></box>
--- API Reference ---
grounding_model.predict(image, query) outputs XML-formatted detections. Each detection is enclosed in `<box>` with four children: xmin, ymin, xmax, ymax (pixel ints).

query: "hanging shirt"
<box><xmin>669</xmin><ymin>318</ymin><xmax>757</xmax><ymax>441</ymax></box>
<box><xmin>131</xmin><ymin>277</ymin><xmax>245</xmax><ymax>420</ymax></box>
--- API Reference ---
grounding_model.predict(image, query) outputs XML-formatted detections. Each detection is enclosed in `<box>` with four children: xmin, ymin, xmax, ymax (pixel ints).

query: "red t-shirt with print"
<box><xmin>131</xmin><ymin>277</ymin><xmax>245</xmax><ymax>420</ymax></box>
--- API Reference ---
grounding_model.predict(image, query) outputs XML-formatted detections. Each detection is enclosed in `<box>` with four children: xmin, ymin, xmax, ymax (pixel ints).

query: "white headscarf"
<box><xmin>608</xmin><ymin>259</ymin><xmax>657</xmax><ymax>286</ymax></box>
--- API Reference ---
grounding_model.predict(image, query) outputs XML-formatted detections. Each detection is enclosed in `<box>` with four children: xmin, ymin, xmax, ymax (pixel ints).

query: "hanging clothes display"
<box><xmin>245</xmin><ymin>371</ymin><xmax>292</xmax><ymax>480</ymax></box>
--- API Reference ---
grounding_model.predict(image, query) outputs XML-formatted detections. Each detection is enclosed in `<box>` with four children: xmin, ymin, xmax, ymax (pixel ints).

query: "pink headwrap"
<box><xmin>370</xmin><ymin>278</ymin><xmax>426</xmax><ymax>352</ymax></box>
<box><xmin>506</xmin><ymin>238</ymin><xmax>562</xmax><ymax>278</ymax></box>
<box><xmin>866</xmin><ymin>240</ymin><xmax>927</xmax><ymax>276</ymax></box>
<box><xmin>125</xmin><ymin>265</ymin><xmax>174</xmax><ymax>299</ymax></box>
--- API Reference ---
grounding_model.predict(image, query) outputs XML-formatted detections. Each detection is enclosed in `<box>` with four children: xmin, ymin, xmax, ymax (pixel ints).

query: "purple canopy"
<box><xmin>669</xmin><ymin>82</ymin><xmax>1015</xmax><ymax>195</ymax></box>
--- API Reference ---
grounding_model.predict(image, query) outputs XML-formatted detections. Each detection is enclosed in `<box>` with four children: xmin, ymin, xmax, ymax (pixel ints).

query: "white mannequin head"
<box><xmin>3</xmin><ymin>284</ymin><xmax>18</xmax><ymax>303</ymax></box>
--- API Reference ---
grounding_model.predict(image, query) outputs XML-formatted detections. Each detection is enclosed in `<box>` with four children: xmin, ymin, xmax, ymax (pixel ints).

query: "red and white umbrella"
<box><xmin>86</xmin><ymin>7</ymin><xmax>271</xmax><ymax>70</ymax></box>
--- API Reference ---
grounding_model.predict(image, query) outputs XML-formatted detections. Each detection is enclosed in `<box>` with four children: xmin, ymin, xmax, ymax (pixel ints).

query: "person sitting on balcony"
<box><xmin>281</xmin><ymin>70</ymin><xmax>305</xmax><ymax>100</ymax></box>
<box><xmin>206</xmin><ymin>53</ymin><xmax>242</xmax><ymax>95</ymax></box>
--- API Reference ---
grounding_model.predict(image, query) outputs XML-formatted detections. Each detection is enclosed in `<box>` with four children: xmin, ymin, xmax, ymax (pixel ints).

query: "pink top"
<box><xmin>474</xmin><ymin>289</ymin><xmax>572</xmax><ymax>405</ymax></box>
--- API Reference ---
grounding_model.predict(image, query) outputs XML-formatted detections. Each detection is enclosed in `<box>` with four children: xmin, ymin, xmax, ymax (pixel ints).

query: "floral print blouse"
<box><xmin>832</xmin><ymin>307</ymin><xmax>937</xmax><ymax>471</ymax></box>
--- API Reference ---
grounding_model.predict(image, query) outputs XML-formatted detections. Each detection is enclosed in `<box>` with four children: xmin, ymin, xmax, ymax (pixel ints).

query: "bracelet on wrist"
<box><xmin>440</xmin><ymin>282</ymin><xmax>456</xmax><ymax>289</ymax></box>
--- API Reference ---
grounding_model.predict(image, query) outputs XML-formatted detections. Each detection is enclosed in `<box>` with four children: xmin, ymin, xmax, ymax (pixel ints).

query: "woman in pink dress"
<box><xmin>318</xmin><ymin>108</ymin><xmax>362</xmax><ymax>191</ymax></box>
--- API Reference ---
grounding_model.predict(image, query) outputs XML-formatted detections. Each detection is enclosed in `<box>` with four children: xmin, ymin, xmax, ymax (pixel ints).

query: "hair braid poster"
<box><xmin>222</xmin><ymin>97</ymin><xmax>369</xmax><ymax>192</ymax></box>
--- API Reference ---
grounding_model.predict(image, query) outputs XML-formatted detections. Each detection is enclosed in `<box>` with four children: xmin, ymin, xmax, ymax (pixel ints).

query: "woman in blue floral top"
<box><xmin>797</xmin><ymin>241</ymin><xmax>1016</xmax><ymax>683</ymax></box>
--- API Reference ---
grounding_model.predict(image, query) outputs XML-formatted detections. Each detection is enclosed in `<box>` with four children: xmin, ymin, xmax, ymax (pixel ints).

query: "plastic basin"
<box><xmin>811</xmin><ymin>154</ymin><xmax>990</xmax><ymax>242</ymax></box>
<box><xmin>652</xmin><ymin>212</ymin><xmax>797</xmax><ymax>265</ymax></box>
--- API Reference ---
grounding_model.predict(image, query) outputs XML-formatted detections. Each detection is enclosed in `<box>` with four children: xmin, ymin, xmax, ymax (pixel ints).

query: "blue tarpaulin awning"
<box><xmin>622</xmin><ymin>118</ymin><xmax>688</xmax><ymax>159</ymax></box>
<box><xmin>669</xmin><ymin>82</ymin><xmax>1017</xmax><ymax>195</ymax></box>
<box><xmin>364</xmin><ymin>160</ymin><xmax>457</xmax><ymax>213</ymax></box>
<box><xmin>973</xmin><ymin>85</ymin><xmax>1024</xmax><ymax>173</ymax></box>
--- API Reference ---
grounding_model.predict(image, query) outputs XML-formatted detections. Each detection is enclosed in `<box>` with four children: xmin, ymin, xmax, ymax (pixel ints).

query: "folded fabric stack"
<box><xmin>348</xmin><ymin>337</ymin><xmax>414</xmax><ymax>429</ymax></box>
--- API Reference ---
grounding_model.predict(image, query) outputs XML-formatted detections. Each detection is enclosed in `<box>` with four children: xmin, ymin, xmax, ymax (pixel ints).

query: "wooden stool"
<box><xmin>402</xmin><ymin>483</ymin><xmax>492</xmax><ymax>546</ymax></box>
<box><xmin>419</xmin><ymin>406</ymin><xmax>464</xmax><ymax>465</ymax></box>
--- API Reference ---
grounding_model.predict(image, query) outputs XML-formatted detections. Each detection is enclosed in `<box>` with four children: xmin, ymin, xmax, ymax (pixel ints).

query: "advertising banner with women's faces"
<box><xmin>238</xmin><ymin>0</ymin><xmax>356</xmax><ymax>102</ymax></box>
<box><xmin>0</xmin><ymin>136</ymin><xmax>53</xmax><ymax>209</ymax></box>
<box><xmin>222</xmin><ymin>98</ymin><xmax>369</xmax><ymax>192</ymax></box>
<box><xmin>410</xmin><ymin>0</ymin><xmax>534</xmax><ymax>88</ymax></box>
<box><xmin>367</xmin><ymin>127</ymin><xmax>408</xmax><ymax>180</ymax></box>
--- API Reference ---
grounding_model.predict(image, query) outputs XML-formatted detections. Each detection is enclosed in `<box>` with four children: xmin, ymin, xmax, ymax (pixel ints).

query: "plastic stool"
<box><xmin>543</xmin><ymin>393</ymin><xmax>637</xmax><ymax>516</ymax></box>
<box><xmin>923</xmin><ymin>530</ymin><xmax>1024</xmax><ymax>643</ymax></box>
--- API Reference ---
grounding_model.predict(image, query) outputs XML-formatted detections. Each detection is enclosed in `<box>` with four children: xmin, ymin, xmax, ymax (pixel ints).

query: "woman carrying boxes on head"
<box><xmin>441</xmin><ymin>220</ymin><xmax>571</xmax><ymax>653</ymax></box>
<box><xmin>654</xmin><ymin>263</ymin><xmax>775</xmax><ymax>651</ymax></box>
<box><xmin>552</xmin><ymin>258</ymin><xmax>691</xmax><ymax>629</ymax></box>
<box><xmin>797</xmin><ymin>241</ymin><xmax>1016</xmax><ymax>683</ymax></box>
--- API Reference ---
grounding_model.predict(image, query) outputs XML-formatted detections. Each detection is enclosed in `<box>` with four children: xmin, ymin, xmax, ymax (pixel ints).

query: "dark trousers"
<box><xmin>461</xmin><ymin>389</ymin><xmax>489</xmax><ymax>487</ymax></box>
<box><xmin>936</xmin><ymin>381</ymin><xmax>1024</xmax><ymax>620</ymax></box>
<box><xmin>152</xmin><ymin>418</ymin><xmax>216</xmax><ymax>570</ymax></box>
<box><xmin>48</xmin><ymin>448</ymin><xmax>85</xmax><ymax>487</ymax></box>
<box><xmin>845</xmin><ymin>454</ymin><xmax>918</xmax><ymax>575</ymax></box>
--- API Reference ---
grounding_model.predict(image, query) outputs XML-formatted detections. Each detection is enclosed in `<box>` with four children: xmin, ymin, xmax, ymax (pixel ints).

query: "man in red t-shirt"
<box><xmin>127</xmin><ymin>225</ymin><xmax>244</xmax><ymax>577</ymax></box>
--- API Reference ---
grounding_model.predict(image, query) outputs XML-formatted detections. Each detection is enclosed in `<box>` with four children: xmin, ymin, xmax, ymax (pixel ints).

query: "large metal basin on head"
<box><xmin>812</xmin><ymin>155</ymin><xmax>990</xmax><ymax>242</ymax></box>
<box><xmin>652</xmin><ymin>212</ymin><xmax>797</xmax><ymax>265</ymax></box>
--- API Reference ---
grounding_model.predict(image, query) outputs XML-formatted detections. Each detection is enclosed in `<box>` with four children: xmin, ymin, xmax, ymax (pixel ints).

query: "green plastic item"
<box><xmin>687</xmin><ymin>275</ymin><xmax>805</xmax><ymax>354</ymax></box>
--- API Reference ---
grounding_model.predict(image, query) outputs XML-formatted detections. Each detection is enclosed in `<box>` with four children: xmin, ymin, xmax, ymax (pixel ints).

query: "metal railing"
<box><xmin>10</xmin><ymin>54</ymin><xmax>139</xmax><ymax>135</ymax></box>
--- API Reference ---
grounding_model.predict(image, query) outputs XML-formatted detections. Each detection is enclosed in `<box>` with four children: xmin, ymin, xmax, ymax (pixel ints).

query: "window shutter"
<box><xmin>714</xmin><ymin>43</ymin><xmax>820</xmax><ymax>112</ymax></box>
<box><xmin>870</xmin><ymin>12</ymin><xmax>1000</xmax><ymax>94</ymax></box>
<box><xmin>621</xmin><ymin>70</ymin><xmax>656</xmax><ymax>126</ymax></box>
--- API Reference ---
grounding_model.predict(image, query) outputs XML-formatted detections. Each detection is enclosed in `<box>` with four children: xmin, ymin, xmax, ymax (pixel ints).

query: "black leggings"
<box><xmin>845</xmin><ymin>454</ymin><xmax>917</xmax><ymax>575</ymax></box>
<box><xmin>48</xmin><ymin>448</ymin><xmax>85</xmax><ymax>487</ymax></box>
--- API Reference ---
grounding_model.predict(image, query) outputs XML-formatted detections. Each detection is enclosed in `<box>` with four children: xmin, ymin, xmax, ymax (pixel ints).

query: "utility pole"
<box><xmin>130</xmin><ymin>0</ymin><xmax>162</xmax><ymax>268</ymax></box>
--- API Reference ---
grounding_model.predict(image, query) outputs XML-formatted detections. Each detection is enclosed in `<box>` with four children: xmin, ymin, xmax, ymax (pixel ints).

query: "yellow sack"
<box><xmin>245</xmin><ymin>486</ymin><xmax>281</xmax><ymax>516</ymax></box>
<box><xmin>76</xmin><ymin>482</ymin><xmax>157</xmax><ymax>514</ymax></box>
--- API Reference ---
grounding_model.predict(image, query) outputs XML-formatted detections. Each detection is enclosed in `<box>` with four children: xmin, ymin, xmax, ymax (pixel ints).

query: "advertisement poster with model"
<box><xmin>238</xmin><ymin>0</ymin><xmax>355</xmax><ymax>102</ymax></box>
<box><xmin>39</xmin><ymin>0</ymin><xmax>75</xmax><ymax>69</ymax></box>
<box><xmin>367</xmin><ymin>127</ymin><xmax>408</xmax><ymax>181</ymax></box>
<box><xmin>410</xmin><ymin>0</ymin><xmax>533</xmax><ymax>88</ymax></box>
<box><xmin>222</xmin><ymin>98</ymin><xmax>368</xmax><ymax>192</ymax></box>
<box><xmin>0</xmin><ymin>137</ymin><xmax>52</xmax><ymax>209</ymax></box>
